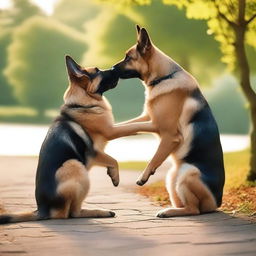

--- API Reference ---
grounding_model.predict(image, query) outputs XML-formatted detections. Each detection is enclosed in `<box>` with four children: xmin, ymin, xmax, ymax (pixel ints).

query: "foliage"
<box><xmin>0</xmin><ymin>0</ymin><xmax>43</xmax><ymax>106</ymax></box>
<box><xmin>53</xmin><ymin>0</ymin><xmax>101</xmax><ymax>31</ymax></box>
<box><xmin>0</xmin><ymin>30</ymin><xmax>16</xmax><ymax>105</ymax></box>
<box><xmin>4</xmin><ymin>16</ymin><xmax>87</xmax><ymax>114</ymax></box>
<box><xmin>0</xmin><ymin>0</ymin><xmax>42</xmax><ymax>29</ymax></box>
<box><xmin>163</xmin><ymin>0</ymin><xmax>256</xmax><ymax>70</ymax></box>
<box><xmin>87</xmin><ymin>0</ymin><xmax>225</xmax><ymax>84</ymax></box>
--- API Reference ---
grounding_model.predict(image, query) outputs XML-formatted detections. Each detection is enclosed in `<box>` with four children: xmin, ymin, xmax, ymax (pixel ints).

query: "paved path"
<box><xmin>0</xmin><ymin>156</ymin><xmax>256</xmax><ymax>256</ymax></box>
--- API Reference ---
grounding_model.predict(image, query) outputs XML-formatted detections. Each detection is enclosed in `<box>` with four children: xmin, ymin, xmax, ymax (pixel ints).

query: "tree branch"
<box><xmin>246</xmin><ymin>13</ymin><xmax>256</xmax><ymax>24</ymax></box>
<box><xmin>212</xmin><ymin>0</ymin><xmax>237</xmax><ymax>28</ymax></box>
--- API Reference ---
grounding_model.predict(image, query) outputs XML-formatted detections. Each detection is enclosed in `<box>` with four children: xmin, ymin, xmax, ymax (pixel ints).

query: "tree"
<box><xmin>0</xmin><ymin>0</ymin><xmax>43</xmax><ymax>105</ymax></box>
<box><xmin>164</xmin><ymin>0</ymin><xmax>256</xmax><ymax>181</ymax></box>
<box><xmin>53</xmin><ymin>0</ymin><xmax>101</xmax><ymax>31</ymax></box>
<box><xmin>4</xmin><ymin>16</ymin><xmax>87</xmax><ymax>116</ymax></box>
<box><xmin>0</xmin><ymin>0</ymin><xmax>42</xmax><ymax>29</ymax></box>
<box><xmin>100</xmin><ymin>0</ymin><xmax>256</xmax><ymax>181</ymax></box>
<box><xmin>0</xmin><ymin>30</ymin><xmax>17</xmax><ymax>105</ymax></box>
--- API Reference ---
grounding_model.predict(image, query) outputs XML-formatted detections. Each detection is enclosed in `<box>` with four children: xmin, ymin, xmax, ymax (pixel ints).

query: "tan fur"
<box><xmin>51</xmin><ymin>159</ymin><xmax>91</xmax><ymax>219</ymax></box>
<box><xmin>116</xmin><ymin>27</ymin><xmax>218</xmax><ymax>217</ymax></box>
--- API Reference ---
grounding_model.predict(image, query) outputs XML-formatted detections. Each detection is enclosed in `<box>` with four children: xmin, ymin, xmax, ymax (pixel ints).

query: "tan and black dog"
<box><xmin>113</xmin><ymin>26</ymin><xmax>225</xmax><ymax>217</ymax></box>
<box><xmin>0</xmin><ymin>55</ymin><xmax>154</xmax><ymax>224</ymax></box>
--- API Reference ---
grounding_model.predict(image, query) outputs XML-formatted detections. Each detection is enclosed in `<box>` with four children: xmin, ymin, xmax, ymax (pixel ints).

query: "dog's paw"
<box><xmin>107</xmin><ymin>167</ymin><xmax>119</xmax><ymax>187</ymax></box>
<box><xmin>136</xmin><ymin>179</ymin><xmax>146</xmax><ymax>186</ymax></box>
<box><xmin>109</xmin><ymin>211</ymin><xmax>116</xmax><ymax>217</ymax></box>
<box><xmin>102</xmin><ymin>210</ymin><xmax>116</xmax><ymax>217</ymax></box>
<box><xmin>156</xmin><ymin>208</ymin><xmax>172</xmax><ymax>218</ymax></box>
<box><xmin>96</xmin><ymin>209</ymin><xmax>116</xmax><ymax>218</ymax></box>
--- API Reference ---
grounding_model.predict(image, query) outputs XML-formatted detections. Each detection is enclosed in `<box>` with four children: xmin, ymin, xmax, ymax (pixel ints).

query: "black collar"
<box><xmin>149</xmin><ymin>70</ymin><xmax>179</xmax><ymax>87</ymax></box>
<box><xmin>65</xmin><ymin>103</ymin><xmax>98</xmax><ymax>109</ymax></box>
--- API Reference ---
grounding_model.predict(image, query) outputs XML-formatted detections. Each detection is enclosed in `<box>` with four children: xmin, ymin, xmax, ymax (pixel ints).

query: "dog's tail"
<box><xmin>0</xmin><ymin>210</ymin><xmax>40</xmax><ymax>224</ymax></box>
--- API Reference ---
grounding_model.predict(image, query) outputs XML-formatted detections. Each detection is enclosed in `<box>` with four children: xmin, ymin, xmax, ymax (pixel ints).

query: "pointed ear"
<box><xmin>65</xmin><ymin>55</ymin><xmax>88</xmax><ymax>80</ymax></box>
<box><xmin>137</xmin><ymin>28</ymin><xmax>152</xmax><ymax>55</ymax></box>
<box><xmin>136</xmin><ymin>24</ymin><xmax>141</xmax><ymax>35</ymax></box>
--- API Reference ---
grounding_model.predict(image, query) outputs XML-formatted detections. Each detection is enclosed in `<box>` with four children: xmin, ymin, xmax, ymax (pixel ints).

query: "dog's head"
<box><xmin>113</xmin><ymin>25</ymin><xmax>153</xmax><ymax>81</ymax></box>
<box><xmin>64</xmin><ymin>55</ymin><xmax>119</xmax><ymax>104</ymax></box>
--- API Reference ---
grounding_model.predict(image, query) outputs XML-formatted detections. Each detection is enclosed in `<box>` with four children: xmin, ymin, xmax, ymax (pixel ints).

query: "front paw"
<box><xmin>136</xmin><ymin>170</ymin><xmax>155</xmax><ymax>186</ymax></box>
<box><xmin>107</xmin><ymin>167</ymin><xmax>119</xmax><ymax>187</ymax></box>
<box><xmin>136</xmin><ymin>179</ymin><xmax>147</xmax><ymax>186</ymax></box>
<box><xmin>156</xmin><ymin>208</ymin><xmax>172</xmax><ymax>218</ymax></box>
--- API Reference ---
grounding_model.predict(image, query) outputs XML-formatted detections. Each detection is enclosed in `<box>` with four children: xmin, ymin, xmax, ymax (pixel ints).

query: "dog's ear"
<box><xmin>65</xmin><ymin>55</ymin><xmax>89</xmax><ymax>82</ymax></box>
<box><xmin>137</xmin><ymin>27</ymin><xmax>152</xmax><ymax>55</ymax></box>
<box><xmin>136</xmin><ymin>24</ymin><xmax>141</xmax><ymax>35</ymax></box>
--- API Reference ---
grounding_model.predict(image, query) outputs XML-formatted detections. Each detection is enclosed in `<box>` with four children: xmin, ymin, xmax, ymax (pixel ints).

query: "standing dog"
<box><xmin>113</xmin><ymin>26</ymin><xmax>225</xmax><ymax>217</ymax></box>
<box><xmin>0</xmin><ymin>55</ymin><xmax>154</xmax><ymax>224</ymax></box>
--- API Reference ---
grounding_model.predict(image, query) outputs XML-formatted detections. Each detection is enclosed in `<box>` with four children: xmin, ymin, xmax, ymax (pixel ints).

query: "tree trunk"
<box><xmin>234</xmin><ymin>23</ymin><xmax>256</xmax><ymax>181</ymax></box>
<box><xmin>248</xmin><ymin>105</ymin><xmax>256</xmax><ymax>181</ymax></box>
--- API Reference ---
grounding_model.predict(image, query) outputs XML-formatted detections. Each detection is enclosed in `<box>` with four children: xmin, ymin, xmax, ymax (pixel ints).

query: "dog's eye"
<box><xmin>125</xmin><ymin>55</ymin><xmax>132</xmax><ymax>62</ymax></box>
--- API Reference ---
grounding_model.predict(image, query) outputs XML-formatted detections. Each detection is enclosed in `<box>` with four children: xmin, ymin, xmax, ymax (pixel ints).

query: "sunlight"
<box><xmin>0</xmin><ymin>0</ymin><xmax>12</xmax><ymax>9</ymax></box>
<box><xmin>31</xmin><ymin>0</ymin><xmax>60</xmax><ymax>15</ymax></box>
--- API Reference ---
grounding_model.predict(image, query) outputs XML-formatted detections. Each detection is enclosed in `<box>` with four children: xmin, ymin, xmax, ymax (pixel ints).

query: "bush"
<box><xmin>4</xmin><ymin>16</ymin><xmax>87</xmax><ymax>115</ymax></box>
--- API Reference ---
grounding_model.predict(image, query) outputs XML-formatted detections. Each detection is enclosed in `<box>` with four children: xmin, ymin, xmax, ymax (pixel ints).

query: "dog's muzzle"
<box><xmin>112</xmin><ymin>63</ymin><xmax>141</xmax><ymax>79</ymax></box>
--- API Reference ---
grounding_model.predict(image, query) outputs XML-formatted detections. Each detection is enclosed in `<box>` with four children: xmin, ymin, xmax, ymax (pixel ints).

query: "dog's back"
<box><xmin>35</xmin><ymin>113</ymin><xmax>96</xmax><ymax>218</ymax></box>
<box><xmin>182</xmin><ymin>89</ymin><xmax>225</xmax><ymax>206</ymax></box>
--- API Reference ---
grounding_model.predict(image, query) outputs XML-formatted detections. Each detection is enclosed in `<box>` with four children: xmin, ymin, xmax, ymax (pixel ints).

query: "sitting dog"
<box><xmin>113</xmin><ymin>26</ymin><xmax>225</xmax><ymax>217</ymax></box>
<box><xmin>0</xmin><ymin>55</ymin><xmax>154</xmax><ymax>224</ymax></box>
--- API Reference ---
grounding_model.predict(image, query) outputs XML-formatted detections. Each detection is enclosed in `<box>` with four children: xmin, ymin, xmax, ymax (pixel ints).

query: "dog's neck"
<box><xmin>149</xmin><ymin>69</ymin><xmax>181</xmax><ymax>87</ymax></box>
<box><xmin>143</xmin><ymin>47</ymin><xmax>181</xmax><ymax>86</ymax></box>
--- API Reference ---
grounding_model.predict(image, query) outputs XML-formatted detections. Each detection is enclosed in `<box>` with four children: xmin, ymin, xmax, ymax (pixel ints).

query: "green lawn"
<box><xmin>223</xmin><ymin>149</ymin><xmax>250</xmax><ymax>189</ymax></box>
<box><xmin>0</xmin><ymin>106</ymin><xmax>57</xmax><ymax>124</ymax></box>
<box><xmin>120</xmin><ymin>149</ymin><xmax>251</xmax><ymax>191</ymax></box>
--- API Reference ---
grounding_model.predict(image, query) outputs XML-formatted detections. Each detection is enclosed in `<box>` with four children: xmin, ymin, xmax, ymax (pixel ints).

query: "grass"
<box><xmin>0</xmin><ymin>106</ymin><xmax>56</xmax><ymax>124</ymax></box>
<box><xmin>119</xmin><ymin>161</ymin><xmax>147</xmax><ymax>170</ymax></box>
<box><xmin>0</xmin><ymin>106</ymin><xmax>37</xmax><ymax>117</ymax></box>
<box><xmin>120</xmin><ymin>149</ymin><xmax>256</xmax><ymax>220</ymax></box>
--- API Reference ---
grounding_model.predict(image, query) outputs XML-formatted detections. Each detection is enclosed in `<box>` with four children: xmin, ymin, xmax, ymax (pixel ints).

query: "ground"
<box><xmin>0</xmin><ymin>156</ymin><xmax>256</xmax><ymax>256</ymax></box>
<box><xmin>131</xmin><ymin>150</ymin><xmax>256</xmax><ymax>221</ymax></box>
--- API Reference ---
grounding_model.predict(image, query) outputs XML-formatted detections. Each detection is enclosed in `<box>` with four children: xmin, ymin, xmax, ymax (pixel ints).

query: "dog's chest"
<box><xmin>93</xmin><ymin>135</ymin><xmax>108</xmax><ymax>151</ymax></box>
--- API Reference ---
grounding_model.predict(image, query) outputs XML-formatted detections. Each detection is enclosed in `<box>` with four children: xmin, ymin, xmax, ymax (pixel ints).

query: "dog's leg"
<box><xmin>51</xmin><ymin>200</ymin><xmax>71</xmax><ymax>219</ymax></box>
<box><xmin>72</xmin><ymin>209</ymin><xmax>115</xmax><ymax>218</ymax></box>
<box><xmin>157</xmin><ymin>176</ymin><xmax>200</xmax><ymax>218</ymax></box>
<box><xmin>136</xmin><ymin>133</ymin><xmax>181</xmax><ymax>185</ymax></box>
<box><xmin>70</xmin><ymin>201</ymin><xmax>115</xmax><ymax>218</ymax></box>
<box><xmin>157</xmin><ymin>163</ymin><xmax>217</xmax><ymax>218</ymax></box>
<box><xmin>93</xmin><ymin>151</ymin><xmax>120</xmax><ymax>186</ymax></box>
<box><xmin>53</xmin><ymin>160</ymin><xmax>90</xmax><ymax>219</ymax></box>
<box><xmin>116</xmin><ymin>114</ymin><xmax>150</xmax><ymax>125</ymax></box>
<box><xmin>106</xmin><ymin>121</ymin><xmax>157</xmax><ymax>140</ymax></box>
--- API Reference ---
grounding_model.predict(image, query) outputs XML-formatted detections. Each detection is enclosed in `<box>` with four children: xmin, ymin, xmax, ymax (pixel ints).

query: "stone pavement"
<box><xmin>0</xmin><ymin>156</ymin><xmax>256</xmax><ymax>256</ymax></box>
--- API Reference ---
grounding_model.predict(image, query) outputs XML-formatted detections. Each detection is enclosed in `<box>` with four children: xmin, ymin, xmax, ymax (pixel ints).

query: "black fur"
<box><xmin>0</xmin><ymin>215</ymin><xmax>12</xmax><ymax>224</ymax></box>
<box><xmin>35</xmin><ymin>112</ymin><xmax>96</xmax><ymax>218</ymax></box>
<box><xmin>183</xmin><ymin>89</ymin><xmax>225</xmax><ymax>207</ymax></box>
<box><xmin>96</xmin><ymin>69</ymin><xmax>119</xmax><ymax>95</ymax></box>
<box><xmin>112</xmin><ymin>63</ymin><xmax>141</xmax><ymax>80</ymax></box>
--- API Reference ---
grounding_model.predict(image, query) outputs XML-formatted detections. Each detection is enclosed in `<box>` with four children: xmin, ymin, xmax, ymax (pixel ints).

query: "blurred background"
<box><xmin>0</xmin><ymin>0</ymin><xmax>254</xmax><ymax>160</ymax></box>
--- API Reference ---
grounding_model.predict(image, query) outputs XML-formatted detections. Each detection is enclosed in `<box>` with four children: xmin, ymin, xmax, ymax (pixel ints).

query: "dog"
<box><xmin>0</xmin><ymin>55</ymin><xmax>155</xmax><ymax>224</ymax></box>
<box><xmin>112</xmin><ymin>25</ymin><xmax>225</xmax><ymax>217</ymax></box>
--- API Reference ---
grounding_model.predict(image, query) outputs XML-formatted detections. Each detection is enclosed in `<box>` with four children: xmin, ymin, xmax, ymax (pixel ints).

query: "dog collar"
<box><xmin>149</xmin><ymin>70</ymin><xmax>179</xmax><ymax>87</ymax></box>
<box><xmin>65</xmin><ymin>104</ymin><xmax>98</xmax><ymax>109</ymax></box>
